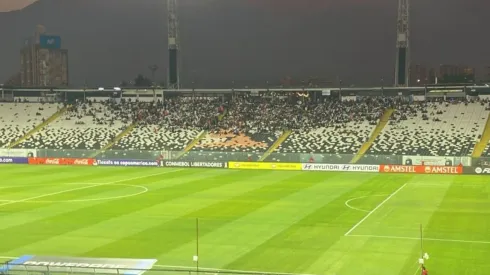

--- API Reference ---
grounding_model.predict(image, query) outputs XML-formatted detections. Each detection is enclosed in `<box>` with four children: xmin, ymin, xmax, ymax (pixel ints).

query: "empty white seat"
<box><xmin>15</xmin><ymin>102</ymin><xmax>130</xmax><ymax>150</ymax></box>
<box><xmin>0</xmin><ymin>102</ymin><xmax>61</xmax><ymax>147</ymax></box>
<box><xmin>369</xmin><ymin>101</ymin><xmax>488</xmax><ymax>156</ymax></box>
<box><xmin>112</xmin><ymin>126</ymin><xmax>199</xmax><ymax>151</ymax></box>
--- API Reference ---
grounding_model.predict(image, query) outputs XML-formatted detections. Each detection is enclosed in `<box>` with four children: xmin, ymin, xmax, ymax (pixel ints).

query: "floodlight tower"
<box><xmin>167</xmin><ymin>0</ymin><xmax>180</xmax><ymax>89</ymax></box>
<box><xmin>394</xmin><ymin>0</ymin><xmax>410</xmax><ymax>87</ymax></box>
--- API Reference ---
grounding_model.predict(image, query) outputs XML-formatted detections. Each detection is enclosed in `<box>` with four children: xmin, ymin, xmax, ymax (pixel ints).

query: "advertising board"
<box><xmin>229</xmin><ymin>162</ymin><xmax>301</xmax><ymax>171</ymax></box>
<box><xmin>28</xmin><ymin>158</ymin><xmax>94</xmax><ymax>166</ymax></box>
<box><xmin>463</xmin><ymin>166</ymin><xmax>490</xmax><ymax>175</ymax></box>
<box><xmin>402</xmin><ymin>156</ymin><xmax>454</xmax><ymax>166</ymax></box>
<box><xmin>162</xmin><ymin>161</ymin><xmax>227</xmax><ymax>168</ymax></box>
<box><xmin>380</xmin><ymin>165</ymin><xmax>462</xmax><ymax>174</ymax></box>
<box><xmin>0</xmin><ymin>149</ymin><xmax>36</xmax><ymax>157</ymax></box>
<box><xmin>301</xmin><ymin>163</ymin><xmax>379</xmax><ymax>172</ymax></box>
<box><xmin>5</xmin><ymin>255</ymin><xmax>157</xmax><ymax>275</ymax></box>
<box><xmin>39</xmin><ymin>35</ymin><xmax>61</xmax><ymax>49</ymax></box>
<box><xmin>0</xmin><ymin>157</ymin><xmax>28</xmax><ymax>164</ymax></box>
<box><xmin>96</xmin><ymin>159</ymin><xmax>159</xmax><ymax>167</ymax></box>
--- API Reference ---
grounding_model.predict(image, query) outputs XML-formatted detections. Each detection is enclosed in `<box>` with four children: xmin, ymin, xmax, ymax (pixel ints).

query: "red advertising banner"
<box><xmin>379</xmin><ymin>165</ymin><xmax>462</xmax><ymax>174</ymax></box>
<box><xmin>28</xmin><ymin>157</ymin><xmax>95</xmax><ymax>166</ymax></box>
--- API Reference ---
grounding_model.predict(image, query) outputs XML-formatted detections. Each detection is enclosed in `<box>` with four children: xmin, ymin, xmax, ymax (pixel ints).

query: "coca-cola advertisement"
<box><xmin>28</xmin><ymin>157</ymin><xmax>95</xmax><ymax>166</ymax></box>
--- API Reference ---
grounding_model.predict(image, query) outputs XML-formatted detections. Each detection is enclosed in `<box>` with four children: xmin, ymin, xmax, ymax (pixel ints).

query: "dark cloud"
<box><xmin>0</xmin><ymin>0</ymin><xmax>489</xmax><ymax>87</ymax></box>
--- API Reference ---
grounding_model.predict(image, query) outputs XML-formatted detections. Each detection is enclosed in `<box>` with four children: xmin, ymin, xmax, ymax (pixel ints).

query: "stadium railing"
<box><xmin>0</xmin><ymin>262</ymin><xmax>295</xmax><ymax>275</ymax></box>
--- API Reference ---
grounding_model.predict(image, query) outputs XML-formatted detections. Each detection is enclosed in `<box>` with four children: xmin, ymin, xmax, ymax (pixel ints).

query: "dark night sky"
<box><xmin>0</xmin><ymin>0</ymin><xmax>489</xmax><ymax>87</ymax></box>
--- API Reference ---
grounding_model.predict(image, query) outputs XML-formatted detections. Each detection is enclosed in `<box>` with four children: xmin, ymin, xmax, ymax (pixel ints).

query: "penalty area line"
<box><xmin>344</xmin><ymin>183</ymin><xmax>407</xmax><ymax>236</ymax></box>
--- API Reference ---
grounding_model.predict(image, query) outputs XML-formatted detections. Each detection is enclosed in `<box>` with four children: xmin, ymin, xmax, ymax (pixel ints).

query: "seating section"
<box><xmin>482</xmin><ymin>144</ymin><xmax>490</xmax><ymax>157</ymax></box>
<box><xmin>5</xmin><ymin>95</ymin><xmax>490</xmax><ymax>161</ymax></box>
<box><xmin>193</xmin><ymin>131</ymin><xmax>279</xmax><ymax>152</ymax></box>
<box><xmin>268</xmin><ymin>122</ymin><xmax>374</xmax><ymax>163</ymax></box>
<box><xmin>0</xmin><ymin>102</ymin><xmax>60</xmax><ymax>147</ymax></box>
<box><xmin>111</xmin><ymin>126</ymin><xmax>200</xmax><ymax>151</ymax></box>
<box><xmin>277</xmin><ymin>122</ymin><xmax>374</xmax><ymax>154</ymax></box>
<box><xmin>185</xmin><ymin>131</ymin><xmax>280</xmax><ymax>162</ymax></box>
<box><xmin>269</xmin><ymin>97</ymin><xmax>389</xmax><ymax>162</ymax></box>
<box><xmin>368</xmin><ymin>101</ymin><xmax>489</xmax><ymax>156</ymax></box>
<box><xmin>15</xmin><ymin>101</ymin><xmax>130</xmax><ymax>150</ymax></box>
<box><xmin>109</xmin><ymin>97</ymin><xmax>223</xmax><ymax>152</ymax></box>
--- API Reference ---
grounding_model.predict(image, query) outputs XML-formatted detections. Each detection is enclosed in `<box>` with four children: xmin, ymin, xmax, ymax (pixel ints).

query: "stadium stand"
<box><xmin>112</xmin><ymin>126</ymin><xmax>200</xmax><ymax>151</ymax></box>
<box><xmin>111</xmin><ymin>97</ymin><xmax>223</xmax><ymax>152</ymax></box>
<box><xmin>367</xmin><ymin>99</ymin><xmax>489</xmax><ymax>156</ymax></box>
<box><xmin>268</xmin><ymin>97</ymin><xmax>391</xmax><ymax>162</ymax></box>
<box><xmin>6</xmin><ymin>92</ymin><xmax>490</xmax><ymax>164</ymax></box>
<box><xmin>0</xmin><ymin>101</ymin><xmax>60</xmax><ymax>147</ymax></box>
<box><xmin>483</xmin><ymin>143</ymin><xmax>490</xmax><ymax>157</ymax></box>
<box><xmin>14</xmin><ymin>100</ymin><xmax>130</xmax><ymax>150</ymax></box>
<box><xmin>188</xmin><ymin>95</ymin><xmax>295</xmax><ymax>161</ymax></box>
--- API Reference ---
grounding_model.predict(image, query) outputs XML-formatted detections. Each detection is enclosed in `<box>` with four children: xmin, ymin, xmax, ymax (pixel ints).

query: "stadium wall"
<box><xmin>1</xmin><ymin>149</ymin><xmax>489</xmax><ymax>175</ymax></box>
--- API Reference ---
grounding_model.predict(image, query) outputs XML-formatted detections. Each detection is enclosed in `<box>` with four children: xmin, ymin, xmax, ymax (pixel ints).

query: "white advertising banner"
<box><xmin>402</xmin><ymin>156</ymin><xmax>454</xmax><ymax>166</ymax></box>
<box><xmin>341</xmin><ymin>96</ymin><xmax>356</xmax><ymax>102</ymax></box>
<box><xmin>301</xmin><ymin>163</ymin><xmax>379</xmax><ymax>172</ymax></box>
<box><xmin>0</xmin><ymin>149</ymin><xmax>36</xmax><ymax>157</ymax></box>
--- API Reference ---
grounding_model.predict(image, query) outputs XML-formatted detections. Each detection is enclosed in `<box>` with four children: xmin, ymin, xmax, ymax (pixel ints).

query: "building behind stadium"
<box><xmin>20</xmin><ymin>25</ymin><xmax>69</xmax><ymax>87</ymax></box>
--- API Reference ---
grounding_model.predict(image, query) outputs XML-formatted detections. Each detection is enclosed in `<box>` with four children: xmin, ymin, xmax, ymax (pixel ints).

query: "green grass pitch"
<box><xmin>0</xmin><ymin>165</ymin><xmax>489</xmax><ymax>275</ymax></box>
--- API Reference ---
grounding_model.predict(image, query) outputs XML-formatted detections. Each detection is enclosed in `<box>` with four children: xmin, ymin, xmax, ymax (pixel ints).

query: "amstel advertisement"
<box><xmin>229</xmin><ymin>162</ymin><xmax>301</xmax><ymax>171</ymax></box>
<box><xmin>379</xmin><ymin>165</ymin><xmax>462</xmax><ymax>174</ymax></box>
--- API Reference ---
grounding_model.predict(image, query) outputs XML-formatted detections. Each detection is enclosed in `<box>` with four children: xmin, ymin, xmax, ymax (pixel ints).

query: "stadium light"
<box><xmin>114</xmin><ymin>87</ymin><xmax>121</xmax><ymax>91</ymax></box>
<box><xmin>98</xmin><ymin>87</ymin><xmax>104</xmax><ymax>91</ymax></box>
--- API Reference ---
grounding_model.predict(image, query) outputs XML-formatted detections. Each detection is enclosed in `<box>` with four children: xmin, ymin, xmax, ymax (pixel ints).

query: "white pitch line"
<box><xmin>0</xmin><ymin>169</ymin><xmax>182</xmax><ymax>208</ymax></box>
<box><xmin>347</xmin><ymin>234</ymin><xmax>490</xmax><ymax>245</ymax></box>
<box><xmin>344</xmin><ymin>183</ymin><xmax>407</xmax><ymax>236</ymax></box>
<box><xmin>344</xmin><ymin>194</ymin><xmax>388</xmax><ymax>213</ymax></box>
<box><xmin>0</xmin><ymin>184</ymin><xmax>103</xmax><ymax>208</ymax></box>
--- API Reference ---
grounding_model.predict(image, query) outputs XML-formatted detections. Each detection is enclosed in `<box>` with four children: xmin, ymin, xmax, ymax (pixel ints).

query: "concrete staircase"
<box><xmin>350</xmin><ymin>109</ymin><xmax>394</xmax><ymax>164</ymax></box>
<box><xmin>8</xmin><ymin>106</ymin><xmax>67</xmax><ymax>149</ymax></box>
<box><xmin>91</xmin><ymin>123</ymin><xmax>138</xmax><ymax>157</ymax></box>
<box><xmin>472</xmin><ymin>112</ymin><xmax>490</xmax><ymax>158</ymax></box>
<box><xmin>176</xmin><ymin>130</ymin><xmax>208</xmax><ymax>159</ymax></box>
<box><xmin>258</xmin><ymin>130</ymin><xmax>292</xmax><ymax>162</ymax></box>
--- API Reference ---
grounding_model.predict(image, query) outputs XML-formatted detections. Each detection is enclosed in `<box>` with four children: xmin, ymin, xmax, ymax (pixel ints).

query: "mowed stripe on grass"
<box><xmin>7</xmin><ymin>170</ymin><xmax>305</xmax><ymax>256</ymax></box>
<box><xmin>0</xmin><ymin>166</ymin><xmax>489</xmax><ymax>275</ymax></box>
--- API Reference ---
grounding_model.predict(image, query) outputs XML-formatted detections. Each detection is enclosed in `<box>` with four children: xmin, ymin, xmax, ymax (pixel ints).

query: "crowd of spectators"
<box><xmin>63</xmin><ymin>95</ymin><xmax>490</xmax><ymax>137</ymax></box>
<box><xmin>65</xmin><ymin>97</ymin><xmax>225</xmax><ymax>130</ymax></box>
<box><xmin>211</xmin><ymin>95</ymin><xmax>396</xmax><ymax>136</ymax></box>
<box><xmin>64</xmin><ymin>95</ymin><xmax>404</xmax><ymax>134</ymax></box>
<box><xmin>133</xmin><ymin>97</ymin><xmax>224</xmax><ymax>129</ymax></box>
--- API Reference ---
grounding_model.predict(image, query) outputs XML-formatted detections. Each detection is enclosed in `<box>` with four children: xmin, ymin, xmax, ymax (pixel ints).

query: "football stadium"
<box><xmin>1</xmin><ymin>1</ymin><xmax>490</xmax><ymax>275</ymax></box>
<box><xmin>0</xmin><ymin>86</ymin><xmax>490</xmax><ymax>275</ymax></box>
